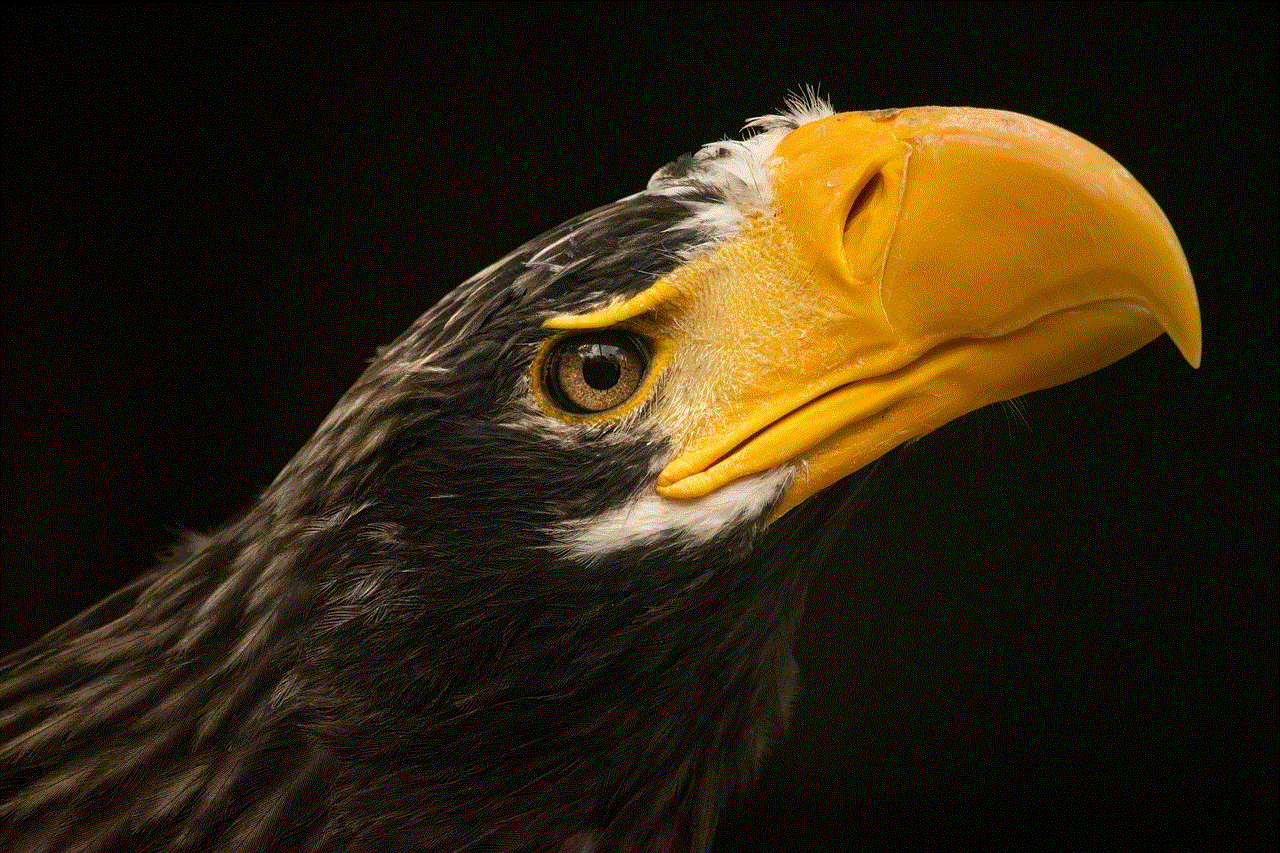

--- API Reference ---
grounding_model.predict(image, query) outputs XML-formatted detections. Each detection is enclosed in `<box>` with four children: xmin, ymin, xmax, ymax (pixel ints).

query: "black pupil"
<box><xmin>580</xmin><ymin>344</ymin><xmax>623</xmax><ymax>390</ymax></box>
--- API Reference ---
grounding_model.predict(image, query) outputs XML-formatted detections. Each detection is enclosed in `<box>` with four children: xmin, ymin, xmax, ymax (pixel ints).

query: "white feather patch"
<box><xmin>646</xmin><ymin>92</ymin><xmax>836</xmax><ymax>244</ymax></box>
<box><xmin>552</xmin><ymin>466</ymin><xmax>793</xmax><ymax>560</ymax></box>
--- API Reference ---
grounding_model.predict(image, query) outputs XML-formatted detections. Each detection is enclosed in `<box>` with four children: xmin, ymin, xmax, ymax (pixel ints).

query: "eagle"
<box><xmin>0</xmin><ymin>97</ymin><xmax>1199</xmax><ymax>852</ymax></box>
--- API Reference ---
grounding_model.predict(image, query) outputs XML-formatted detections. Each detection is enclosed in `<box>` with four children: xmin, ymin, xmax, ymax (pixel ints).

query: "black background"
<box><xmin>3</xmin><ymin>3</ymin><xmax>1276</xmax><ymax>849</ymax></box>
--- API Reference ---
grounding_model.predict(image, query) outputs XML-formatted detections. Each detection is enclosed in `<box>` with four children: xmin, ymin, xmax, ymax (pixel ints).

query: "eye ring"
<box><xmin>545</xmin><ymin>331</ymin><xmax>649</xmax><ymax>415</ymax></box>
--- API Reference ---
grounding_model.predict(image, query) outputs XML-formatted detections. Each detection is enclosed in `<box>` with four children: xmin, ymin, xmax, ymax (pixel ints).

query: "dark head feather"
<box><xmin>1</xmin><ymin>107</ymin><xmax>842</xmax><ymax>853</ymax></box>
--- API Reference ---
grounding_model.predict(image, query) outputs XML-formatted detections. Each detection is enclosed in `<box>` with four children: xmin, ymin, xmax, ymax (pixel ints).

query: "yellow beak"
<box><xmin>654</xmin><ymin>107</ymin><xmax>1201</xmax><ymax>518</ymax></box>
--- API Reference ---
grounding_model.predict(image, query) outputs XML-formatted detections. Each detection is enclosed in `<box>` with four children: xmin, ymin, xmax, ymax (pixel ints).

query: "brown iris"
<box><xmin>546</xmin><ymin>331</ymin><xmax>648</xmax><ymax>414</ymax></box>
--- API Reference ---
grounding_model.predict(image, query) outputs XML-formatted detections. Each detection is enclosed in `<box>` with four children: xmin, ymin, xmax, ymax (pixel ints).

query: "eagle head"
<box><xmin>1</xmin><ymin>96</ymin><xmax>1199</xmax><ymax>852</ymax></box>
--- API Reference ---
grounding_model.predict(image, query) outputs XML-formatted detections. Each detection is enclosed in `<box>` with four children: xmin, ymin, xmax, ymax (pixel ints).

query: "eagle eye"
<box><xmin>546</xmin><ymin>331</ymin><xmax>648</xmax><ymax>414</ymax></box>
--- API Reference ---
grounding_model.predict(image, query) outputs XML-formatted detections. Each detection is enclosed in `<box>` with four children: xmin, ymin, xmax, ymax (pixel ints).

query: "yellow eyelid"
<box><xmin>542</xmin><ymin>278</ymin><xmax>685</xmax><ymax>330</ymax></box>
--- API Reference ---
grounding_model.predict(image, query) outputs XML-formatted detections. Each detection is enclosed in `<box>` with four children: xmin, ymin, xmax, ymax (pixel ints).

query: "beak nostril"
<box><xmin>842</xmin><ymin>171</ymin><xmax>887</xmax><ymax>271</ymax></box>
<box><xmin>845</xmin><ymin>173</ymin><xmax>883</xmax><ymax>234</ymax></box>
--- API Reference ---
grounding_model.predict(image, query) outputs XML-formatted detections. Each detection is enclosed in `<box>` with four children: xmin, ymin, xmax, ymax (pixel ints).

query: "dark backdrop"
<box><xmin>3</xmin><ymin>3</ymin><xmax>1276</xmax><ymax>848</ymax></box>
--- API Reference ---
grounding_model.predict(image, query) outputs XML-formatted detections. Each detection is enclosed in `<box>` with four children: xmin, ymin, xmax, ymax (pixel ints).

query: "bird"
<box><xmin>0</xmin><ymin>95</ymin><xmax>1200</xmax><ymax>853</ymax></box>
